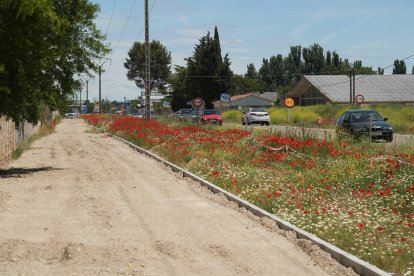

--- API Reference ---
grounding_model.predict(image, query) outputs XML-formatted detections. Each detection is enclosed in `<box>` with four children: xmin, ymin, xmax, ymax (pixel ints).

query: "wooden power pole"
<box><xmin>144</xmin><ymin>0</ymin><xmax>151</xmax><ymax>118</ymax></box>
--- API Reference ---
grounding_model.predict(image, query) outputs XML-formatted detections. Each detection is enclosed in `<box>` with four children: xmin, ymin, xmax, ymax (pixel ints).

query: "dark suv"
<box><xmin>336</xmin><ymin>109</ymin><xmax>393</xmax><ymax>142</ymax></box>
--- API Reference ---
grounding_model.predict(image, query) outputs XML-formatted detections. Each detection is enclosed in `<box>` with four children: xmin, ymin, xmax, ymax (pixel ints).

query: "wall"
<box><xmin>0</xmin><ymin>110</ymin><xmax>59</xmax><ymax>163</ymax></box>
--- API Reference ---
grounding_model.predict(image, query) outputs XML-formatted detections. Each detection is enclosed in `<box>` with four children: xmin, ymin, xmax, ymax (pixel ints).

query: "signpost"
<box><xmin>191</xmin><ymin>97</ymin><xmax>205</xmax><ymax>125</ymax></box>
<box><xmin>355</xmin><ymin>94</ymin><xmax>365</xmax><ymax>104</ymax></box>
<box><xmin>284</xmin><ymin>97</ymin><xmax>295</xmax><ymax>123</ymax></box>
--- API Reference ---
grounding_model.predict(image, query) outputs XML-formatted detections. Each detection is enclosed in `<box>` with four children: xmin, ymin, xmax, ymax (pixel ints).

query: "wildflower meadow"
<box><xmin>83</xmin><ymin>114</ymin><xmax>414</xmax><ymax>275</ymax></box>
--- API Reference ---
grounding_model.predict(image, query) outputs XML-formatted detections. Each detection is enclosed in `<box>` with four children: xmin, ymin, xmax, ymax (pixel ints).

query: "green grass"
<box><xmin>12</xmin><ymin>116</ymin><xmax>61</xmax><ymax>159</ymax></box>
<box><xmin>222</xmin><ymin>104</ymin><xmax>414</xmax><ymax>134</ymax></box>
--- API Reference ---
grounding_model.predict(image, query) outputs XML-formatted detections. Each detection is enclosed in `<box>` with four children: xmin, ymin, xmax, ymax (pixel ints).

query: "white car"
<box><xmin>64</xmin><ymin>112</ymin><xmax>77</xmax><ymax>119</ymax></box>
<box><xmin>242</xmin><ymin>108</ymin><xmax>270</xmax><ymax>126</ymax></box>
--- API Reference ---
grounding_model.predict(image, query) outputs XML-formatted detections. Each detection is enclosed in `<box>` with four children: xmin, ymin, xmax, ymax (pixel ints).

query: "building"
<box><xmin>289</xmin><ymin>75</ymin><xmax>414</xmax><ymax>106</ymax></box>
<box><xmin>213</xmin><ymin>92</ymin><xmax>276</xmax><ymax>110</ymax></box>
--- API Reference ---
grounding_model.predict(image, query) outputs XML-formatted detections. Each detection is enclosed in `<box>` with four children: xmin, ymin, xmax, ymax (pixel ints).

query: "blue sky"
<box><xmin>85</xmin><ymin>0</ymin><xmax>414</xmax><ymax>102</ymax></box>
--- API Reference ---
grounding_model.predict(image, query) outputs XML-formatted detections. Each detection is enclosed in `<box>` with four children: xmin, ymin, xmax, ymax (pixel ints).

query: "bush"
<box><xmin>222</xmin><ymin>109</ymin><xmax>242</xmax><ymax>123</ymax></box>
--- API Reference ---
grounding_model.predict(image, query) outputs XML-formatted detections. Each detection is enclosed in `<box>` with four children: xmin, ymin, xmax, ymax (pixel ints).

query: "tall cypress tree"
<box><xmin>185</xmin><ymin>27</ymin><xmax>232</xmax><ymax>108</ymax></box>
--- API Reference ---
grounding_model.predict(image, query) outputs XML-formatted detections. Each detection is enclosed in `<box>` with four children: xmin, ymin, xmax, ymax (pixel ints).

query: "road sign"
<box><xmin>192</xmin><ymin>97</ymin><xmax>205</xmax><ymax>109</ymax></box>
<box><xmin>355</xmin><ymin>94</ymin><xmax>365</xmax><ymax>104</ymax></box>
<box><xmin>220</xmin><ymin>93</ymin><xmax>230</xmax><ymax>103</ymax></box>
<box><xmin>284</xmin><ymin>97</ymin><xmax>295</xmax><ymax>108</ymax></box>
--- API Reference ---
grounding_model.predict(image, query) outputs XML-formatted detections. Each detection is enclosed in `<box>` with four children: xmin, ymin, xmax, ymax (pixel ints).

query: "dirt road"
<box><xmin>0</xmin><ymin>119</ymin><xmax>355</xmax><ymax>275</ymax></box>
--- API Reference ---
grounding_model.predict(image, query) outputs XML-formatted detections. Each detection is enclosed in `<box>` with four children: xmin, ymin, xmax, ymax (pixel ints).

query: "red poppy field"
<box><xmin>83</xmin><ymin>114</ymin><xmax>414</xmax><ymax>275</ymax></box>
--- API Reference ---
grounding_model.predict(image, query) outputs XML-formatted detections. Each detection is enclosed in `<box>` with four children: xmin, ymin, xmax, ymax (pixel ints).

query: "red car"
<box><xmin>200</xmin><ymin>109</ymin><xmax>223</xmax><ymax>125</ymax></box>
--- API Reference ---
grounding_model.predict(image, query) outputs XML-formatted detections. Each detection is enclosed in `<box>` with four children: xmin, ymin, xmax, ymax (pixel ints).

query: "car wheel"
<box><xmin>247</xmin><ymin>119</ymin><xmax>251</xmax><ymax>125</ymax></box>
<box><xmin>266</xmin><ymin>122</ymin><xmax>270</xmax><ymax>126</ymax></box>
<box><xmin>242</xmin><ymin>119</ymin><xmax>245</xmax><ymax>125</ymax></box>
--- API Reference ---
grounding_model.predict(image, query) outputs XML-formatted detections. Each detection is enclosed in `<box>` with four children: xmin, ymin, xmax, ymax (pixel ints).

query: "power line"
<box><xmin>105</xmin><ymin>0</ymin><xmax>117</xmax><ymax>36</ymax></box>
<box><xmin>112</xmin><ymin>0</ymin><xmax>136</xmax><ymax>54</ymax></box>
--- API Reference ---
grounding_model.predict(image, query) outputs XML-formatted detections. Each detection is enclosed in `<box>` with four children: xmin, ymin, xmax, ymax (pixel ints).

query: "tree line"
<box><xmin>125</xmin><ymin>27</ymin><xmax>413</xmax><ymax>111</ymax></box>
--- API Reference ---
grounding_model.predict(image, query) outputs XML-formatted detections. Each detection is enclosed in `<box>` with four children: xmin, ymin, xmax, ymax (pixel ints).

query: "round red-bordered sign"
<box><xmin>355</xmin><ymin>94</ymin><xmax>365</xmax><ymax>104</ymax></box>
<box><xmin>191</xmin><ymin>97</ymin><xmax>205</xmax><ymax>109</ymax></box>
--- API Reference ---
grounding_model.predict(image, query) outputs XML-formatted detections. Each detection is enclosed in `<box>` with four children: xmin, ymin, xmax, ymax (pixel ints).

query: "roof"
<box><xmin>289</xmin><ymin>75</ymin><xmax>414</xmax><ymax>103</ymax></box>
<box><xmin>212</xmin><ymin>92</ymin><xmax>275</xmax><ymax>104</ymax></box>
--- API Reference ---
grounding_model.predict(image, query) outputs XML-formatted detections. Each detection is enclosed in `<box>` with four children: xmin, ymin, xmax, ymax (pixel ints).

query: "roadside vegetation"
<box><xmin>221</xmin><ymin>104</ymin><xmax>414</xmax><ymax>134</ymax></box>
<box><xmin>83</xmin><ymin>114</ymin><xmax>414</xmax><ymax>275</ymax></box>
<box><xmin>12</xmin><ymin>116</ymin><xmax>61</xmax><ymax>159</ymax></box>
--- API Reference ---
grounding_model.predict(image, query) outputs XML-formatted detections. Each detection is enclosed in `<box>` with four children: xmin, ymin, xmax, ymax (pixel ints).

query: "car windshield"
<box><xmin>251</xmin><ymin>108</ymin><xmax>266</xmax><ymax>113</ymax></box>
<box><xmin>350</xmin><ymin>111</ymin><xmax>382</xmax><ymax>122</ymax></box>
<box><xmin>202</xmin><ymin>109</ymin><xmax>219</xmax><ymax>115</ymax></box>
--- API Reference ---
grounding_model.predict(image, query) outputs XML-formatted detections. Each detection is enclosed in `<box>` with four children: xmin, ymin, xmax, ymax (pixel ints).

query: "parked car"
<box><xmin>336</xmin><ymin>109</ymin><xmax>393</xmax><ymax>142</ymax></box>
<box><xmin>200</xmin><ymin>109</ymin><xmax>223</xmax><ymax>125</ymax></box>
<box><xmin>175</xmin><ymin>108</ymin><xmax>194</xmax><ymax>121</ymax></box>
<box><xmin>64</xmin><ymin>112</ymin><xmax>77</xmax><ymax>119</ymax></box>
<box><xmin>242</xmin><ymin>108</ymin><xmax>270</xmax><ymax>126</ymax></box>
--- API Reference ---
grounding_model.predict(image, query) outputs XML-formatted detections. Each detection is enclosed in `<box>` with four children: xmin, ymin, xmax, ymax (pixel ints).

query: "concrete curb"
<box><xmin>111</xmin><ymin>134</ymin><xmax>390</xmax><ymax>276</ymax></box>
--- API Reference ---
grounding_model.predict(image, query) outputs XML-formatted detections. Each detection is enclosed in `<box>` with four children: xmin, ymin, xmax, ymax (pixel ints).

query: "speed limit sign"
<box><xmin>191</xmin><ymin>97</ymin><xmax>205</xmax><ymax>109</ymax></box>
<box><xmin>355</xmin><ymin>94</ymin><xmax>365</xmax><ymax>104</ymax></box>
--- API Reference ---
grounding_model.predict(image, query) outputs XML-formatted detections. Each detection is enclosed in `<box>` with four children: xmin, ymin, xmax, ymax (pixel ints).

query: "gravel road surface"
<box><xmin>0</xmin><ymin>119</ymin><xmax>356</xmax><ymax>275</ymax></box>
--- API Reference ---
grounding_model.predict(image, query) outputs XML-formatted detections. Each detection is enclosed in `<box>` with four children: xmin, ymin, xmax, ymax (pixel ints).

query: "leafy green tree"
<box><xmin>245</xmin><ymin>63</ymin><xmax>258</xmax><ymax>79</ymax></box>
<box><xmin>229</xmin><ymin>75</ymin><xmax>263</xmax><ymax>95</ymax></box>
<box><xmin>0</xmin><ymin>0</ymin><xmax>109</xmax><ymax>124</ymax></box>
<box><xmin>353</xmin><ymin>60</ymin><xmax>375</xmax><ymax>75</ymax></box>
<box><xmin>124</xmin><ymin>40</ymin><xmax>172</xmax><ymax>91</ymax></box>
<box><xmin>393</xmin><ymin>59</ymin><xmax>407</xmax><ymax>74</ymax></box>
<box><xmin>302</xmin><ymin>43</ymin><xmax>325</xmax><ymax>74</ymax></box>
<box><xmin>170</xmin><ymin>66</ymin><xmax>190</xmax><ymax>110</ymax></box>
<box><xmin>184</xmin><ymin>27</ymin><xmax>233</xmax><ymax>108</ymax></box>
<box><xmin>287</xmin><ymin>46</ymin><xmax>302</xmax><ymax>84</ymax></box>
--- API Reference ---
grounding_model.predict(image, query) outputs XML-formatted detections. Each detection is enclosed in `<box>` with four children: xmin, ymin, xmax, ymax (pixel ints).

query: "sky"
<box><xmin>84</xmin><ymin>0</ymin><xmax>414</xmax><ymax>102</ymax></box>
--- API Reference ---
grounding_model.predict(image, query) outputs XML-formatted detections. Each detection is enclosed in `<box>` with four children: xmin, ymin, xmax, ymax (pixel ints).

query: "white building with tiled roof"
<box><xmin>289</xmin><ymin>75</ymin><xmax>414</xmax><ymax>106</ymax></box>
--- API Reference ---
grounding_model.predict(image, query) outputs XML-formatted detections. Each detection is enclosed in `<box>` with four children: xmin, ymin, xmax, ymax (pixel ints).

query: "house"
<box><xmin>213</xmin><ymin>92</ymin><xmax>276</xmax><ymax>110</ymax></box>
<box><xmin>289</xmin><ymin>75</ymin><xmax>414</xmax><ymax>106</ymax></box>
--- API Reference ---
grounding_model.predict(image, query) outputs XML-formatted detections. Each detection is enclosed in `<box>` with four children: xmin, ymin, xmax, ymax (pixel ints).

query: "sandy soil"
<box><xmin>0</xmin><ymin>119</ymin><xmax>356</xmax><ymax>275</ymax></box>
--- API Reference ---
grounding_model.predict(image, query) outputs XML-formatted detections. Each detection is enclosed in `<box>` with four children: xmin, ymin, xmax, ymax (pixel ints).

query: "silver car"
<box><xmin>242</xmin><ymin>108</ymin><xmax>270</xmax><ymax>126</ymax></box>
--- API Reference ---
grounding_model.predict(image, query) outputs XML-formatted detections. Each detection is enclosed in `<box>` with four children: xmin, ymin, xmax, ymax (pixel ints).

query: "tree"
<box><xmin>302</xmin><ymin>43</ymin><xmax>325</xmax><ymax>74</ymax></box>
<box><xmin>258</xmin><ymin>58</ymin><xmax>272</xmax><ymax>91</ymax></box>
<box><xmin>392</xmin><ymin>59</ymin><xmax>407</xmax><ymax>74</ymax></box>
<box><xmin>245</xmin><ymin>63</ymin><xmax>258</xmax><ymax>79</ymax></box>
<box><xmin>412</xmin><ymin>66</ymin><xmax>414</xmax><ymax>74</ymax></box>
<box><xmin>124</xmin><ymin>40</ymin><xmax>171</xmax><ymax>91</ymax></box>
<box><xmin>170</xmin><ymin>66</ymin><xmax>190</xmax><ymax>110</ymax></box>
<box><xmin>228</xmin><ymin>75</ymin><xmax>263</xmax><ymax>95</ymax></box>
<box><xmin>286</xmin><ymin>46</ymin><xmax>302</xmax><ymax>84</ymax></box>
<box><xmin>184</xmin><ymin>27</ymin><xmax>233</xmax><ymax>108</ymax></box>
<box><xmin>353</xmin><ymin>60</ymin><xmax>375</xmax><ymax>75</ymax></box>
<box><xmin>0</xmin><ymin>0</ymin><xmax>109</xmax><ymax>124</ymax></box>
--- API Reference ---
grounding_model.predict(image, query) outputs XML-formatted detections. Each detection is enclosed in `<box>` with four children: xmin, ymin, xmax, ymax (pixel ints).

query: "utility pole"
<box><xmin>349</xmin><ymin>68</ymin><xmax>355</xmax><ymax>103</ymax></box>
<box><xmin>96</xmin><ymin>58</ymin><xmax>111</xmax><ymax>114</ymax></box>
<box><xmin>352</xmin><ymin>69</ymin><xmax>356</xmax><ymax>104</ymax></box>
<box><xmin>80</xmin><ymin>74</ymin><xmax>94</xmax><ymax>102</ymax></box>
<box><xmin>144</xmin><ymin>0</ymin><xmax>151</xmax><ymax>118</ymax></box>
<box><xmin>349</xmin><ymin>69</ymin><xmax>352</xmax><ymax>103</ymax></box>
